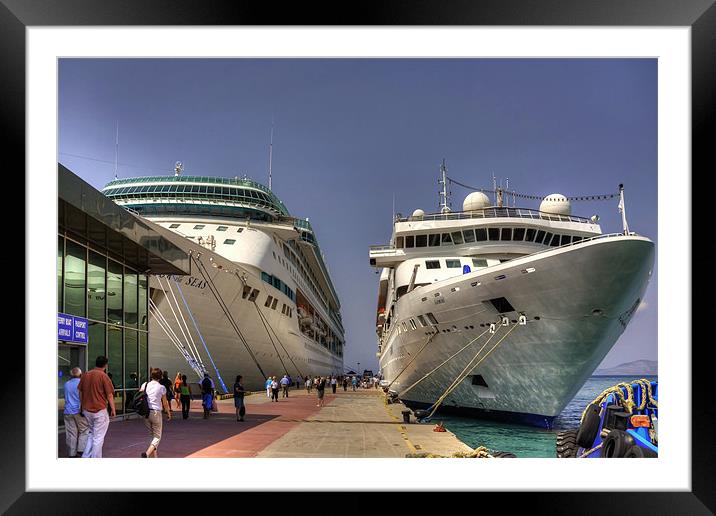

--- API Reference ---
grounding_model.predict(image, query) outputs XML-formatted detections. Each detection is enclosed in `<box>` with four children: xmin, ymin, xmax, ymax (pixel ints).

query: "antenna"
<box><xmin>113</xmin><ymin>122</ymin><xmax>119</xmax><ymax>179</ymax></box>
<box><xmin>268</xmin><ymin>117</ymin><xmax>274</xmax><ymax>190</ymax></box>
<box><xmin>492</xmin><ymin>172</ymin><xmax>497</xmax><ymax>205</ymax></box>
<box><xmin>438</xmin><ymin>159</ymin><xmax>450</xmax><ymax>213</ymax></box>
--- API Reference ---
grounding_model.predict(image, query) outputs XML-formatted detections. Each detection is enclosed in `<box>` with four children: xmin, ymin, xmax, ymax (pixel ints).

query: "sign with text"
<box><xmin>57</xmin><ymin>313</ymin><xmax>88</xmax><ymax>344</ymax></box>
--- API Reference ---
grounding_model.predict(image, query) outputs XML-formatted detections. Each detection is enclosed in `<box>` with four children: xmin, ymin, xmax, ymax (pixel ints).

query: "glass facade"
<box><xmin>57</xmin><ymin>233</ymin><xmax>149</xmax><ymax>424</ymax></box>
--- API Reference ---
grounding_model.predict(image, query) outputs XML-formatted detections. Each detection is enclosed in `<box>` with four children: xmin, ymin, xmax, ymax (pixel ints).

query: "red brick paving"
<box><xmin>58</xmin><ymin>390</ymin><xmax>335</xmax><ymax>458</ymax></box>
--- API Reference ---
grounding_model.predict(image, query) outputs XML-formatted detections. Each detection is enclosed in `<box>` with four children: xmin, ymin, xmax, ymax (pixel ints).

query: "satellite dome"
<box><xmin>411</xmin><ymin>209</ymin><xmax>425</xmax><ymax>220</ymax></box>
<box><xmin>539</xmin><ymin>194</ymin><xmax>571</xmax><ymax>216</ymax></box>
<box><xmin>463</xmin><ymin>192</ymin><xmax>491</xmax><ymax>212</ymax></box>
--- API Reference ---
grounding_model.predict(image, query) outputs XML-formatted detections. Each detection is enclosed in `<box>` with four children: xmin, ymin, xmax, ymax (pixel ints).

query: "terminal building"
<box><xmin>57</xmin><ymin>164</ymin><xmax>190</xmax><ymax>424</ymax></box>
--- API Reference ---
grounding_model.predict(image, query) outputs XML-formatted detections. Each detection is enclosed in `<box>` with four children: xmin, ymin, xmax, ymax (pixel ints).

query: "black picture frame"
<box><xmin>5</xmin><ymin>0</ymin><xmax>711</xmax><ymax>512</ymax></box>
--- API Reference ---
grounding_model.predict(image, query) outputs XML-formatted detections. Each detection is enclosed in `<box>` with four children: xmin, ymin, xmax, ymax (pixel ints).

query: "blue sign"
<box><xmin>463</xmin><ymin>265</ymin><xmax>471</xmax><ymax>274</ymax></box>
<box><xmin>57</xmin><ymin>313</ymin><xmax>88</xmax><ymax>344</ymax></box>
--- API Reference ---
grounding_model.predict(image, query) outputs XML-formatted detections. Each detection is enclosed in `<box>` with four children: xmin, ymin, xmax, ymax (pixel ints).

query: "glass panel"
<box><xmin>87</xmin><ymin>251</ymin><xmax>106</xmax><ymax>321</ymax></box>
<box><xmin>415</xmin><ymin>234</ymin><xmax>427</xmax><ymax>247</ymax></box>
<box><xmin>138</xmin><ymin>275</ymin><xmax>148</xmax><ymax>330</ymax></box>
<box><xmin>87</xmin><ymin>321</ymin><xmax>106</xmax><ymax>367</ymax></box>
<box><xmin>550</xmin><ymin>234</ymin><xmax>560</xmax><ymax>246</ymax></box>
<box><xmin>425</xmin><ymin>260</ymin><xmax>441</xmax><ymax>269</ymax></box>
<box><xmin>446</xmin><ymin>259</ymin><xmax>461</xmax><ymax>268</ymax></box>
<box><xmin>124</xmin><ymin>269</ymin><xmax>138</xmax><ymax>327</ymax></box>
<box><xmin>451</xmin><ymin>231</ymin><xmax>464</xmax><ymax>244</ymax></box>
<box><xmin>124</xmin><ymin>330</ymin><xmax>139</xmax><ymax>390</ymax></box>
<box><xmin>463</xmin><ymin>229</ymin><xmax>476</xmax><ymax>243</ymax></box>
<box><xmin>514</xmin><ymin>228</ymin><xmax>526</xmax><ymax>241</ymax></box>
<box><xmin>476</xmin><ymin>228</ymin><xmax>487</xmax><ymax>241</ymax></box>
<box><xmin>441</xmin><ymin>233</ymin><xmax>453</xmax><ymax>245</ymax></box>
<box><xmin>488</xmin><ymin>228</ymin><xmax>500</xmax><ymax>241</ymax></box>
<box><xmin>536</xmin><ymin>230</ymin><xmax>546</xmax><ymax>244</ymax></box>
<box><xmin>57</xmin><ymin>235</ymin><xmax>63</xmax><ymax>312</ymax></box>
<box><xmin>64</xmin><ymin>240</ymin><xmax>86</xmax><ymax>317</ymax></box>
<box><xmin>139</xmin><ymin>332</ymin><xmax>148</xmax><ymax>386</ymax></box>
<box><xmin>107</xmin><ymin>260</ymin><xmax>123</xmax><ymax>325</ymax></box>
<box><xmin>405</xmin><ymin>235</ymin><xmax>415</xmax><ymax>248</ymax></box>
<box><xmin>428</xmin><ymin>234</ymin><xmax>441</xmax><ymax>247</ymax></box>
<box><xmin>396</xmin><ymin>236</ymin><xmax>404</xmax><ymax>248</ymax></box>
<box><xmin>472</xmin><ymin>258</ymin><xmax>488</xmax><ymax>268</ymax></box>
<box><xmin>58</xmin><ymin>344</ymin><xmax>85</xmax><ymax>427</ymax></box>
<box><xmin>501</xmin><ymin>228</ymin><xmax>513</xmax><ymax>240</ymax></box>
<box><xmin>107</xmin><ymin>325</ymin><xmax>123</xmax><ymax>390</ymax></box>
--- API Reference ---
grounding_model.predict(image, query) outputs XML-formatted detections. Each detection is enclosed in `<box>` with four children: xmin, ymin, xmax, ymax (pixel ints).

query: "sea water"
<box><xmin>438</xmin><ymin>375</ymin><xmax>657</xmax><ymax>458</ymax></box>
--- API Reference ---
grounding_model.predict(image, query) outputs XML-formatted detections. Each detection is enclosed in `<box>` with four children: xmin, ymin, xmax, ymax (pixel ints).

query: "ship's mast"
<box><xmin>438</xmin><ymin>159</ymin><xmax>450</xmax><ymax>213</ymax></box>
<box><xmin>113</xmin><ymin>122</ymin><xmax>119</xmax><ymax>180</ymax></box>
<box><xmin>268</xmin><ymin>118</ymin><xmax>274</xmax><ymax>191</ymax></box>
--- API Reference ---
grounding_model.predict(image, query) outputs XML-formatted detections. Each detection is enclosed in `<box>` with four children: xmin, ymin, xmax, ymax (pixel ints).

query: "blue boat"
<box><xmin>556</xmin><ymin>379</ymin><xmax>658</xmax><ymax>458</ymax></box>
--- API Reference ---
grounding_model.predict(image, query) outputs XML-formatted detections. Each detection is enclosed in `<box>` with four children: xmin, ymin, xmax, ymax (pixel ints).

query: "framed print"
<box><xmin>4</xmin><ymin>0</ymin><xmax>712</xmax><ymax>511</ymax></box>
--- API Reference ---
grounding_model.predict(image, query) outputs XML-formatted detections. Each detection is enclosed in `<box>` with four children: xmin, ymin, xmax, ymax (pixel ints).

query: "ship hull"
<box><xmin>379</xmin><ymin>235</ymin><xmax>654</xmax><ymax>428</ymax></box>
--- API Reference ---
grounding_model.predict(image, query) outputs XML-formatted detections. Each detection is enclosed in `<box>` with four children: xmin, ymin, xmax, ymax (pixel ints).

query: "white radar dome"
<box><xmin>462</xmin><ymin>192</ymin><xmax>491</xmax><ymax>212</ymax></box>
<box><xmin>539</xmin><ymin>194</ymin><xmax>571</xmax><ymax>216</ymax></box>
<box><xmin>411</xmin><ymin>209</ymin><xmax>425</xmax><ymax>220</ymax></box>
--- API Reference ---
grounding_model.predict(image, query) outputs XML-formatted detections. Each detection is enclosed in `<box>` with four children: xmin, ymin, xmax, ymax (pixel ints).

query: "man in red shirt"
<box><xmin>78</xmin><ymin>356</ymin><xmax>116</xmax><ymax>458</ymax></box>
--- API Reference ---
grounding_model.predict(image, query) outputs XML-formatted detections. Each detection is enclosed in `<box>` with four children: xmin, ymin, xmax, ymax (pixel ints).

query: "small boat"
<box><xmin>556</xmin><ymin>379</ymin><xmax>658</xmax><ymax>458</ymax></box>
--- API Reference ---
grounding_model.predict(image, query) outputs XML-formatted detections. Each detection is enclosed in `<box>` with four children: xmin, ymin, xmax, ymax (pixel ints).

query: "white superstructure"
<box><xmin>103</xmin><ymin>166</ymin><xmax>344</xmax><ymax>393</ymax></box>
<box><xmin>369</xmin><ymin>164</ymin><xmax>654</xmax><ymax>427</ymax></box>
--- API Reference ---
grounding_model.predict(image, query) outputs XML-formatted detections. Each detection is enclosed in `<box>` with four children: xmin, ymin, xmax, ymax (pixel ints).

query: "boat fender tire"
<box><xmin>601</xmin><ymin>429</ymin><xmax>635</xmax><ymax>458</ymax></box>
<box><xmin>556</xmin><ymin>429</ymin><xmax>580</xmax><ymax>458</ymax></box>
<box><xmin>624</xmin><ymin>444</ymin><xmax>657</xmax><ymax>458</ymax></box>
<box><xmin>576</xmin><ymin>403</ymin><xmax>601</xmax><ymax>448</ymax></box>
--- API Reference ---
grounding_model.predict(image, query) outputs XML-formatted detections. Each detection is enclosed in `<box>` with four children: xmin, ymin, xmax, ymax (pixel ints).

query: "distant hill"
<box><xmin>594</xmin><ymin>360</ymin><xmax>658</xmax><ymax>376</ymax></box>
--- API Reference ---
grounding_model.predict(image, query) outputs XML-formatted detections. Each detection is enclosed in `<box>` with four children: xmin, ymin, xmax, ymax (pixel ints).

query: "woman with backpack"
<box><xmin>139</xmin><ymin>367</ymin><xmax>172</xmax><ymax>458</ymax></box>
<box><xmin>179</xmin><ymin>374</ymin><xmax>192</xmax><ymax>420</ymax></box>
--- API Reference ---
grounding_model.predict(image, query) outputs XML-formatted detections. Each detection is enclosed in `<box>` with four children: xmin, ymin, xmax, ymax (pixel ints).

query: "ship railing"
<box><xmin>396</xmin><ymin>207</ymin><xmax>593</xmax><ymax>224</ymax></box>
<box><xmin>521</xmin><ymin>231</ymin><xmax>641</xmax><ymax>259</ymax></box>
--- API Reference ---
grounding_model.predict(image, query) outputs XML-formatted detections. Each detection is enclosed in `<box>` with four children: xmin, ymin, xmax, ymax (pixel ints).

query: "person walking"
<box><xmin>316</xmin><ymin>376</ymin><xmax>326</xmax><ymax>407</ymax></box>
<box><xmin>159</xmin><ymin>371</ymin><xmax>174</xmax><ymax>414</ymax></box>
<box><xmin>331</xmin><ymin>376</ymin><xmax>337</xmax><ymax>394</ymax></box>
<box><xmin>78</xmin><ymin>356</ymin><xmax>116</xmax><ymax>458</ymax></box>
<box><xmin>179</xmin><ymin>374</ymin><xmax>192</xmax><ymax>420</ymax></box>
<box><xmin>201</xmin><ymin>373</ymin><xmax>214</xmax><ymax>419</ymax></box>
<box><xmin>305</xmin><ymin>375</ymin><xmax>312</xmax><ymax>393</ymax></box>
<box><xmin>342</xmin><ymin>376</ymin><xmax>348</xmax><ymax>392</ymax></box>
<box><xmin>63</xmin><ymin>367</ymin><xmax>89</xmax><ymax>457</ymax></box>
<box><xmin>271</xmin><ymin>376</ymin><xmax>280</xmax><ymax>402</ymax></box>
<box><xmin>265</xmin><ymin>376</ymin><xmax>272</xmax><ymax>398</ymax></box>
<box><xmin>351</xmin><ymin>375</ymin><xmax>357</xmax><ymax>391</ymax></box>
<box><xmin>280</xmin><ymin>374</ymin><xmax>290</xmax><ymax>398</ymax></box>
<box><xmin>139</xmin><ymin>368</ymin><xmax>172</xmax><ymax>458</ymax></box>
<box><xmin>173</xmin><ymin>372</ymin><xmax>183</xmax><ymax>409</ymax></box>
<box><xmin>233</xmin><ymin>375</ymin><xmax>246</xmax><ymax>422</ymax></box>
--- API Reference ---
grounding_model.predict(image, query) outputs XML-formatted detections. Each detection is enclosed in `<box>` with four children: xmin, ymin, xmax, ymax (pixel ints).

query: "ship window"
<box><xmin>536</xmin><ymin>230</ymin><xmax>547</xmax><ymax>244</ymax></box>
<box><xmin>425</xmin><ymin>260</ymin><xmax>441</xmax><ymax>269</ymax></box>
<box><xmin>406</xmin><ymin>235</ymin><xmax>415</xmax><ymax>248</ymax></box>
<box><xmin>396</xmin><ymin>236</ymin><xmax>404</xmax><ymax>248</ymax></box>
<box><xmin>416</xmin><ymin>234</ymin><xmax>427</xmax><ymax>247</ymax></box>
<box><xmin>217</xmin><ymin>226</ymin><xmax>228</xmax><ymax>232</ymax></box>
<box><xmin>573</xmin><ymin>235</ymin><xmax>583</xmax><ymax>243</ymax></box>
<box><xmin>191</xmin><ymin>185</ymin><xmax>200</xmax><ymax>193</ymax></box>
<box><xmin>237</xmin><ymin>228</ymin><xmax>244</xmax><ymax>233</ymax></box>
<box><xmin>472</xmin><ymin>258</ymin><xmax>488</xmax><ymax>268</ymax></box>
<box><xmin>265</xmin><ymin>295</ymin><xmax>273</xmax><ymax>307</ymax></box>
<box><xmin>429</xmin><ymin>234</ymin><xmax>441</xmax><ymax>247</ymax></box>
<box><xmin>525</xmin><ymin>228</ymin><xmax>536</xmax><ymax>241</ymax></box>
<box><xmin>282</xmin><ymin>304</ymin><xmax>287</xmax><ymax>314</ymax></box>
<box><xmin>223</xmin><ymin>239</ymin><xmax>236</xmax><ymax>245</ymax></box>
<box><xmin>451</xmin><ymin>231</ymin><xmax>464</xmax><ymax>245</ymax></box>
<box><xmin>271</xmin><ymin>298</ymin><xmax>278</xmax><ymax>310</ymax></box>
<box><xmin>463</xmin><ymin>229</ymin><xmax>476</xmax><ymax>243</ymax></box>
<box><xmin>501</xmin><ymin>228</ymin><xmax>513</xmax><ymax>240</ymax></box>
<box><xmin>426</xmin><ymin>312</ymin><xmax>439</xmax><ymax>325</ymax></box>
<box><xmin>441</xmin><ymin>233</ymin><xmax>453</xmax><ymax>245</ymax></box>
<box><xmin>193</xmin><ymin>224</ymin><xmax>205</xmax><ymax>230</ymax></box>
<box><xmin>409</xmin><ymin>319</ymin><xmax>417</xmax><ymax>330</ymax></box>
<box><xmin>242</xmin><ymin>285</ymin><xmax>252</xmax><ymax>299</ymax></box>
<box><xmin>471</xmin><ymin>375</ymin><xmax>488</xmax><ymax>387</ymax></box>
<box><xmin>488</xmin><ymin>228</ymin><xmax>500</xmax><ymax>241</ymax></box>
<box><xmin>560</xmin><ymin>235</ymin><xmax>571</xmax><ymax>245</ymax></box>
<box><xmin>446</xmin><ymin>259</ymin><xmax>461</xmax><ymax>268</ymax></box>
<box><xmin>169</xmin><ymin>223</ymin><xmax>180</xmax><ymax>229</ymax></box>
<box><xmin>417</xmin><ymin>315</ymin><xmax>427</xmax><ymax>327</ymax></box>
<box><xmin>549</xmin><ymin>234</ymin><xmax>560</xmax><ymax>246</ymax></box>
<box><xmin>513</xmin><ymin>227</ymin><xmax>526</xmax><ymax>241</ymax></box>
<box><xmin>248</xmin><ymin>289</ymin><xmax>260</xmax><ymax>302</ymax></box>
<box><xmin>475</xmin><ymin>228</ymin><xmax>487</xmax><ymax>241</ymax></box>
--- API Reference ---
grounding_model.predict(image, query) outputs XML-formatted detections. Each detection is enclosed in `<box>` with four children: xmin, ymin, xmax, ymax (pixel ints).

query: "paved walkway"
<box><xmin>58</xmin><ymin>388</ymin><xmax>472</xmax><ymax>458</ymax></box>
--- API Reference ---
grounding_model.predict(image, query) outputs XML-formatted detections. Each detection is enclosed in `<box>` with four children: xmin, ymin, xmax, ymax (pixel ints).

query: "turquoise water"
<box><xmin>438</xmin><ymin>375</ymin><xmax>657</xmax><ymax>457</ymax></box>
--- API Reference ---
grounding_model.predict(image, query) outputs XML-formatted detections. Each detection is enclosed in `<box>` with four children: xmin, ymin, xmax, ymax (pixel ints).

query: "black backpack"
<box><xmin>131</xmin><ymin>382</ymin><xmax>151</xmax><ymax>418</ymax></box>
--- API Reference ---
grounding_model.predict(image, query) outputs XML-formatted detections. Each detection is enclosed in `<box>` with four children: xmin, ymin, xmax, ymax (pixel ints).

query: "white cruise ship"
<box><xmin>103</xmin><ymin>163</ymin><xmax>344</xmax><ymax>393</ymax></box>
<box><xmin>369</xmin><ymin>163</ymin><xmax>654</xmax><ymax>427</ymax></box>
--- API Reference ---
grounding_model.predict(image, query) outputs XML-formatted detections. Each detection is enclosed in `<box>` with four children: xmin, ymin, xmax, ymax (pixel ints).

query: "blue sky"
<box><xmin>58</xmin><ymin>58</ymin><xmax>658</xmax><ymax>372</ymax></box>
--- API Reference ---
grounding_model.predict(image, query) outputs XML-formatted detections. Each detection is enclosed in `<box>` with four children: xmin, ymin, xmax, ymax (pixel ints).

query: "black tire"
<box><xmin>491</xmin><ymin>451</ymin><xmax>517</xmax><ymax>458</ymax></box>
<box><xmin>601</xmin><ymin>429</ymin><xmax>635</xmax><ymax>458</ymax></box>
<box><xmin>556</xmin><ymin>429</ymin><xmax>580</xmax><ymax>458</ymax></box>
<box><xmin>624</xmin><ymin>444</ymin><xmax>657</xmax><ymax>458</ymax></box>
<box><xmin>576</xmin><ymin>403</ymin><xmax>601</xmax><ymax>448</ymax></box>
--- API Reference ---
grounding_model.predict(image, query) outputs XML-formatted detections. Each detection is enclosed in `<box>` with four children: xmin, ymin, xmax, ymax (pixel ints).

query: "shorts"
<box><xmin>317</xmin><ymin>390</ymin><xmax>325</xmax><ymax>399</ymax></box>
<box><xmin>234</xmin><ymin>397</ymin><xmax>244</xmax><ymax>409</ymax></box>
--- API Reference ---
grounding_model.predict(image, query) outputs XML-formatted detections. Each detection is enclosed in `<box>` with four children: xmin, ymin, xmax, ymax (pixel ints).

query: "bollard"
<box><xmin>402</xmin><ymin>410</ymin><xmax>411</xmax><ymax>424</ymax></box>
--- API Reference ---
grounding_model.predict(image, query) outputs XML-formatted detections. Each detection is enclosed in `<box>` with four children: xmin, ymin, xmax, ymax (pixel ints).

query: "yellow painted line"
<box><xmin>383</xmin><ymin>398</ymin><xmax>417</xmax><ymax>454</ymax></box>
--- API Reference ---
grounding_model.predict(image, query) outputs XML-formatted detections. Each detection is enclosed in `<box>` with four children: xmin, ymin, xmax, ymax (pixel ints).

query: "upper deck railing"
<box><xmin>396</xmin><ymin>207</ymin><xmax>593</xmax><ymax>224</ymax></box>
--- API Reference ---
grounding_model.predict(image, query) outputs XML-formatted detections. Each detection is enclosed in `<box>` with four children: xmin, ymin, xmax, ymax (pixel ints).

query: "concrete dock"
<box><xmin>58</xmin><ymin>388</ymin><xmax>474</xmax><ymax>458</ymax></box>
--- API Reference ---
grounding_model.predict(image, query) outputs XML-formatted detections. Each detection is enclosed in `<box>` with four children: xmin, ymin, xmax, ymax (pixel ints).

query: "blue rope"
<box><xmin>175</xmin><ymin>280</ymin><xmax>229</xmax><ymax>394</ymax></box>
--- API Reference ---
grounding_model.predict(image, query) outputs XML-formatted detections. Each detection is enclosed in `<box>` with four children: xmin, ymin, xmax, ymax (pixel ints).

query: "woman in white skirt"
<box><xmin>140</xmin><ymin>367</ymin><xmax>172</xmax><ymax>458</ymax></box>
